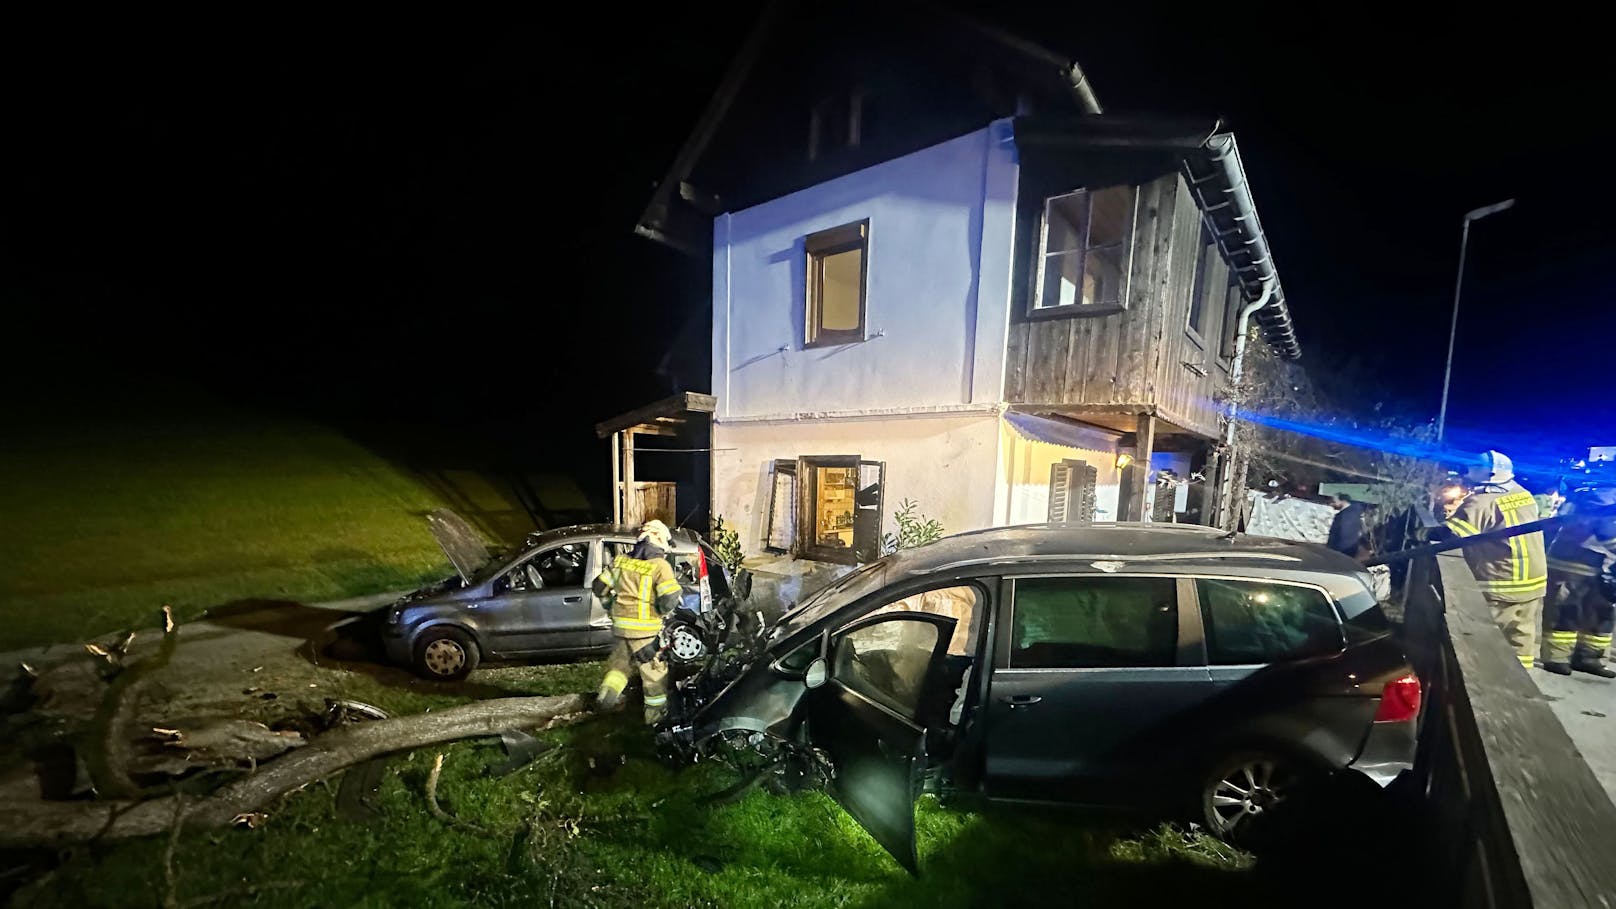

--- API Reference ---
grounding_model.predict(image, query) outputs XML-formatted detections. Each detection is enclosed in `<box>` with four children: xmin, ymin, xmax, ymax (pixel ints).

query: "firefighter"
<box><xmin>1544</xmin><ymin>484</ymin><xmax>1616</xmax><ymax>677</ymax></box>
<box><xmin>592</xmin><ymin>519</ymin><xmax>683</xmax><ymax>723</ymax></box>
<box><xmin>1442</xmin><ymin>451</ymin><xmax>1548</xmax><ymax>669</ymax></box>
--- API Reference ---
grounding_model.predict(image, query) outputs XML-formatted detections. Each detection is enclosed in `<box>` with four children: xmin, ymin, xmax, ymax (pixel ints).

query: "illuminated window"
<box><xmin>805</xmin><ymin>220</ymin><xmax>868</xmax><ymax>347</ymax></box>
<box><xmin>782</xmin><ymin>455</ymin><xmax>885</xmax><ymax>565</ymax></box>
<box><xmin>1033</xmin><ymin>185</ymin><xmax>1137</xmax><ymax>315</ymax></box>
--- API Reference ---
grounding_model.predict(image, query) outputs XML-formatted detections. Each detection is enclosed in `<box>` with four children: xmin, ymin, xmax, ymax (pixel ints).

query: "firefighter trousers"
<box><xmin>1485</xmin><ymin>596</ymin><xmax>1542</xmax><ymax>669</ymax></box>
<box><xmin>596</xmin><ymin>635</ymin><xmax>668</xmax><ymax>725</ymax></box>
<box><xmin>1545</xmin><ymin>577</ymin><xmax>1614</xmax><ymax>666</ymax></box>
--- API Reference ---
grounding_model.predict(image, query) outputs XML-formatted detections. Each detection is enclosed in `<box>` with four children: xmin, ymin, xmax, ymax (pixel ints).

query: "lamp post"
<box><xmin>1437</xmin><ymin>198</ymin><xmax>1515</xmax><ymax>444</ymax></box>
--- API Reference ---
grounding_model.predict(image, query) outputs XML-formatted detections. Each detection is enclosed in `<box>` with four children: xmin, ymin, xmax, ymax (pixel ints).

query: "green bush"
<box><xmin>709</xmin><ymin>515</ymin><xmax>745</xmax><ymax>574</ymax></box>
<box><xmin>882</xmin><ymin>499</ymin><xmax>944</xmax><ymax>554</ymax></box>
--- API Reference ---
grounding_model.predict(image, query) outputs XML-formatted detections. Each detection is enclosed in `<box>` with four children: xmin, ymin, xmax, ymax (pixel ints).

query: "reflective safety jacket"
<box><xmin>593</xmin><ymin>553</ymin><xmax>683</xmax><ymax>638</ymax></box>
<box><xmin>1445</xmin><ymin>480</ymin><xmax>1547</xmax><ymax>602</ymax></box>
<box><xmin>1547</xmin><ymin>490</ymin><xmax>1616</xmax><ymax>579</ymax></box>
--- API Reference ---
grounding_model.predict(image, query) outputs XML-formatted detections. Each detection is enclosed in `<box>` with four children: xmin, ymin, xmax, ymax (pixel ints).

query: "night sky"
<box><xmin>6</xmin><ymin>8</ymin><xmax>1612</xmax><ymax>487</ymax></box>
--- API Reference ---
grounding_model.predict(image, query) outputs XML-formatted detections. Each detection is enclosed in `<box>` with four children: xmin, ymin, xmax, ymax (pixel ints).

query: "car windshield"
<box><xmin>769</xmin><ymin>559</ymin><xmax>891</xmax><ymax>642</ymax></box>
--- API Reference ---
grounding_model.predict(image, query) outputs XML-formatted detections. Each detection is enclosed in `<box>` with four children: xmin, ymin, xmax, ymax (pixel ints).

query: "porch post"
<box><xmin>1123</xmin><ymin>413</ymin><xmax>1156</xmax><ymax>522</ymax></box>
<box><xmin>623</xmin><ymin>429</ymin><xmax>637</xmax><ymax>526</ymax></box>
<box><xmin>610</xmin><ymin>431</ymin><xmax>622</xmax><ymax>524</ymax></box>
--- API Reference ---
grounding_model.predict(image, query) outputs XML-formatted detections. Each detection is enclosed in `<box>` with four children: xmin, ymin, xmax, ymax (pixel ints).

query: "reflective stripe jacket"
<box><xmin>1445</xmin><ymin>480</ymin><xmax>1547</xmax><ymax>602</ymax></box>
<box><xmin>1547</xmin><ymin>492</ymin><xmax>1616</xmax><ymax>579</ymax></box>
<box><xmin>593</xmin><ymin>554</ymin><xmax>683</xmax><ymax>638</ymax></box>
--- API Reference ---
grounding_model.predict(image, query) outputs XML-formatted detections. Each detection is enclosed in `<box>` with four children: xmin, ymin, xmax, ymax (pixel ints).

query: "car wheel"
<box><xmin>1199</xmin><ymin>750</ymin><xmax>1313</xmax><ymax>845</ymax></box>
<box><xmin>413</xmin><ymin>627</ymin><xmax>480</xmax><ymax>681</ymax></box>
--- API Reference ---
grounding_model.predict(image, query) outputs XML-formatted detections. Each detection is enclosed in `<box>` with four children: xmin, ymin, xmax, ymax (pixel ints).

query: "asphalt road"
<box><xmin>1537</xmin><ymin>668</ymin><xmax>1616</xmax><ymax>807</ymax></box>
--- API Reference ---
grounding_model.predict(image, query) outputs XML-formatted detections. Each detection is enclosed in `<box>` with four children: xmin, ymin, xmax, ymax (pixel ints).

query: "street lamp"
<box><xmin>1436</xmin><ymin>198</ymin><xmax>1515</xmax><ymax>444</ymax></box>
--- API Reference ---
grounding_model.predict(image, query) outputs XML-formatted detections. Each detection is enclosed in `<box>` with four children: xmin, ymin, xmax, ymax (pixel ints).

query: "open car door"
<box><xmin>805</xmin><ymin>611</ymin><xmax>956</xmax><ymax>874</ymax></box>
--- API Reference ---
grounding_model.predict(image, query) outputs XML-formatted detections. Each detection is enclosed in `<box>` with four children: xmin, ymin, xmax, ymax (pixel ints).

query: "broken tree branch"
<box><xmin>0</xmin><ymin>693</ymin><xmax>588</xmax><ymax>846</ymax></box>
<box><xmin>86</xmin><ymin>606</ymin><xmax>179</xmax><ymax>799</ymax></box>
<box><xmin>424</xmin><ymin>752</ymin><xmax>489</xmax><ymax>834</ymax></box>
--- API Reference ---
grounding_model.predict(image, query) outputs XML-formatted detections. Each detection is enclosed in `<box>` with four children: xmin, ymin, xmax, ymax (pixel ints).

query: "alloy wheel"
<box><xmin>1207</xmin><ymin>757</ymin><xmax>1295</xmax><ymax>837</ymax></box>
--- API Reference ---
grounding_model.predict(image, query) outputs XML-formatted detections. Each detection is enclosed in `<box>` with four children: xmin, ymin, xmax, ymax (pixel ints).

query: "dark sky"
<box><xmin>6</xmin><ymin>7</ymin><xmax>1613</xmax><ymax>481</ymax></box>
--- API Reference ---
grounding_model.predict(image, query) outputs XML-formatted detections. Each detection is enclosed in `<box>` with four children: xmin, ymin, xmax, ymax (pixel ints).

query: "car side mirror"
<box><xmin>804</xmin><ymin>657</ymin><xmax>829</xmax><ymax>690</ymax></box>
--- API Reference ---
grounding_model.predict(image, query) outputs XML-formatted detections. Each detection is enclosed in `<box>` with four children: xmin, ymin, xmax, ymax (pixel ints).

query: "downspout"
<box><xmin>1217</xmin><ymin>279</ymin><xmax>1275</xmax><ymax>527</ymax></box>
<box><xmin>1067</xmin><ymin>62</ymin><xmax>1103</xmax><ymax>114</ymax></box>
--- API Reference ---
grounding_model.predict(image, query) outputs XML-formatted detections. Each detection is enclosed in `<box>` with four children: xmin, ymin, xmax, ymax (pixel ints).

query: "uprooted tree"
<box><xmin>2</xmin><ymin>607</ymin><xmax>589</xmax><ymax>847</ymax></box>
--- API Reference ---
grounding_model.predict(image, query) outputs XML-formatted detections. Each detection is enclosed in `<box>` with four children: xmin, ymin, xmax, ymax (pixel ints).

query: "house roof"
<box><xmin>633</xmin><ymin>1</ymin><xmax>1101</xmax><ymax>253</ymax></box>
<box><xmin>640</xmin><ymin>4</ymin><xmax>1300</xmax><ymax>360</ymax></box>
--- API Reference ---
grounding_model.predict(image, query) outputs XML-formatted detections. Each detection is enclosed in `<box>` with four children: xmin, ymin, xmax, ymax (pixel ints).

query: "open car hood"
<box><xmin>425</xmin><ymin>509</ymin><xmax>493</xmax><ymax>585</ymax></box>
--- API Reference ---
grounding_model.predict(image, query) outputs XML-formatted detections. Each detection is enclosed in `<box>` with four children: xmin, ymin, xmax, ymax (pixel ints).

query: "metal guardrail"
<box><xmin>1404</xmin><ymin>552</ymin><xmax>1616</xmax><ymax>908</ymax></box>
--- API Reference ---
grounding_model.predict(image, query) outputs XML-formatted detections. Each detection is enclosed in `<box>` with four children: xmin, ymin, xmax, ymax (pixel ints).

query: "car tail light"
<box><xmin>697</xmin><ymin>546</ymin><xmax>709</xmax><ymax>579</ymax></box>
<box><xmin>1374</xmin><ymin>672</ymin><xmax>1422</xmax><ymax>723</ymax></box>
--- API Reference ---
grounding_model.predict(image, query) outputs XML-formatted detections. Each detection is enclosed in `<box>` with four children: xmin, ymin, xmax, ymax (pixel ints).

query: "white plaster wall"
<box><xmin>713</xmin><ymin>414</ymin><xmax>1003</xmax><ymax>555</ymax></box>
<box><xmin>996</xmin><ymin>422</ymin><xmax>1124</xmax><ymax>525</ymax></box>
<box><xmin>711</xmin><ymin>121</ymin><xmax>1019</xmax><ymax>419</ymax></box>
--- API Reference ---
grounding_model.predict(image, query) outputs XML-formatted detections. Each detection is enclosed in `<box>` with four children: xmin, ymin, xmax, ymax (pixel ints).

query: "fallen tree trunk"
<box><xmin>0</xmin><ymin>693</ymin><xmax>587</xmax><ymax>846</ymax></box>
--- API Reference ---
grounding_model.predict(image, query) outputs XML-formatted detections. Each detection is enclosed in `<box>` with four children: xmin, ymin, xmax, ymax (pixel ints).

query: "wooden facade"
<box><xmin>1004</xmin><ymin>171</ymin><xmax>1231</xmax><ymax>440</ymax></box>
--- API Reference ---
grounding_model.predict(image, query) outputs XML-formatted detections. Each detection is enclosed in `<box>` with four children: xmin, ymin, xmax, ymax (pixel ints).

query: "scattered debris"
<box><xmin>1581</xmin><ymin>709</ymin><xmax>1607</xmax><ymax>718</ymax></box>
<box><xmin>488</xmin><ymin>730</ymin><xmax>552</xmax><ymax>777</ymax></box>
<box><xmin>231</xmin><ymin>812</ymin><xmax>268</xmax><ymax>829</ymax></box>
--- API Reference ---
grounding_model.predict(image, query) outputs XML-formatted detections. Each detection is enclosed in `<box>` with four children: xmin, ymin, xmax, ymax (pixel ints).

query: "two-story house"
<box><xmin>634</xmin><ymin>3</ymin><xmax>1300</xmax><ymax>584</ymax></box>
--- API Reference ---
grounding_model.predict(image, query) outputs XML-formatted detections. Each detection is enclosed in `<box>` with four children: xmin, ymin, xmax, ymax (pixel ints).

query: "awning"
<box><xmin>595</xmin><ymin>392</ymin><xmax>716</xmax><ymax>439</ymax></box>
<box><xmin>1004</xmin><ymin>412</ymin><xmax>1122</xmax><ymax>452</ymax></box>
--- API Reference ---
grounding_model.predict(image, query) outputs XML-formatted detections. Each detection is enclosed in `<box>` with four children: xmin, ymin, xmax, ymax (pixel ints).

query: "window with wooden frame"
<box><xmin>765</xmin><ymin>460</ymin><xmax>798</xmax><ymax>552</ymax></box>
<box><xmin>1220</xmin><ymin>273</ymin><xmax>1246</xmax><ymax>362</ymax></box>
<box><xmin>805</xmin><ymin>220</ymin><xmax>869</xmax><ymax>347</ymax></box>
<box><xmin>1187</xmin><ymin>223</ymin><xmax>1226</xmax><ymax>347</ymax></box>
<box><xmin>1031</xmin><ymin>185</ymin><xmax>1138</xmax><ymax>316</ymax></box>
<box><xmin>793</xmin><ymin>455</ymin><xmax>886</xmax><ymax>564</ymax></box>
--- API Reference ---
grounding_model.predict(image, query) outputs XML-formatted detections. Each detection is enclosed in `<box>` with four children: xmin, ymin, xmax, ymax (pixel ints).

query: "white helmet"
<box><xmin>1465</xmin><ymin>450</ymin><xmax>1514</xmax><ymax>486</ymax></box>
<box><xmin>638</xmin><ymin>519</ymin><xmax>672</xmax><ymax>550</ymax></box>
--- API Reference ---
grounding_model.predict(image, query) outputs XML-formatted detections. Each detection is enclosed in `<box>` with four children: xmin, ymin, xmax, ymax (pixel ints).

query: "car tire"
<box><xmin>413</xmin><ymin>626</ymin><xmax>480</xmax><ymax>681</ymax></box>
<box><xmin>1198</xmin><ymin>749</ymin><xmax>1317</xmax><ymax>846</ymax></box>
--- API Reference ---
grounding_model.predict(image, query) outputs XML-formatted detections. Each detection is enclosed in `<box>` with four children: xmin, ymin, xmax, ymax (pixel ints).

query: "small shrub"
<box><xmin>882</xmin><ymin>499</ymin><xmax>944</xmax><ymax>554</ymax></box>
<box><xmin>709</xmin><ymin>515</ymin><xmax>745</xmax><ymax>574</ymax></box>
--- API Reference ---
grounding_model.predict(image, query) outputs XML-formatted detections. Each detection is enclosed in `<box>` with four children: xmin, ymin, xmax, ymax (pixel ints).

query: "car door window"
<box><xmin>833</xmin><ymin>617</ymin><xmax>945</xmax><ymax>721</ymax></box>
<box><xmin>532</xmin><ymin>543</ymin><xmax>587</xmax><ymax>588</ymax></box>
<box><xmin>1009</xmin><ymin>576</ymin><xmax>1177</xmax><ymax>669</ymax></box>
<box><xmin>855</xmin><ymin>584</ymin><xmax>984</xmax><ymax>656</ymax></box>
<box><xmin>1196</xmin><ymin>579</ymin><xmax>1344</xmax><ymax>664</ymax></box>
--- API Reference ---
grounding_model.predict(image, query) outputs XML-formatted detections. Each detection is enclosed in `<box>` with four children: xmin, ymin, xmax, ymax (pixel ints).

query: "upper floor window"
<box><xmin>1219</xmin><ymin>274</ymin><xmax>1245</xmax><ymax>361</ymax></box>
<box><xmin>1187</xmin><ymin>223</ymin><xmax>1223</xmax><ymax>345</ymax></box>
<box><xmin>805</xmin><ymin>220</ymin><xmax>868</xmax><ymax>347</ymax></box>
<box><xmin>1033</xmin><ymin>185</ymin><xmax>1137</xmax><ymax>316</ymax></box>
<box><xmin>808</xmin><ymin>90</ymin><xmax>864</xmax><ymax>162</ymax></box>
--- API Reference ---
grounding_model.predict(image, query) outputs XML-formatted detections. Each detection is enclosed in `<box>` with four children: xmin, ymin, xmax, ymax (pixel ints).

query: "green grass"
<box><xmin>12</xmin><ymin>660</ymin><xmax>1280</xmax><ymax>909</ymax></box>
<box><xmin>0</xmin><ymin>393</ymin><xmax>472</xmax><ymax>651</ymax></box>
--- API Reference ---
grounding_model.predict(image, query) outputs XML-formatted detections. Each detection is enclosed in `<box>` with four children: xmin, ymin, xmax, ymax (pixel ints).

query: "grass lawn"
<box><xmin>1</xmin><ymin>392</ymin><xmax>473</xmax><ymax>651</ymax></box>
<box><xmin>15</xmin><ymin>661</ymin><xmax>1278</xmax><ymax>909</ymax></box>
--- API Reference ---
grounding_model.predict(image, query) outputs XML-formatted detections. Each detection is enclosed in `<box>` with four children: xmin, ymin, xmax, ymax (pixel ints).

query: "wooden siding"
<box><xmin>1004</xmin><ymin>172</ymin><xmax>1228</xmax><ymax>438</ymax></box>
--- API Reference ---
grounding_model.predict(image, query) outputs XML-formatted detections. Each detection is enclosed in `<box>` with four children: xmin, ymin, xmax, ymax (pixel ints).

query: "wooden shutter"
<box><xmin>853</xmin><ymin>460</ymin><xmax>886</xmax><ymax>562</ymax></box>
<box><xmin>765</xmin><ymin>460</ymin><xmax>797</xmax><ymax>552</ymax></box>
<box><xmin>1048</xmin><ymin>459</ymin><xmax>1097</xmax><ymax>525</ymax></box>
<box><xmin>1071</xmin><ymin>460</ymin><xmax>1097</xmax><ymax>526</ymax></box>
<box><xmin>1048</xmin><ymin>463</ymin><xmax>1072</xmax><ymax>523</ymax></box>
